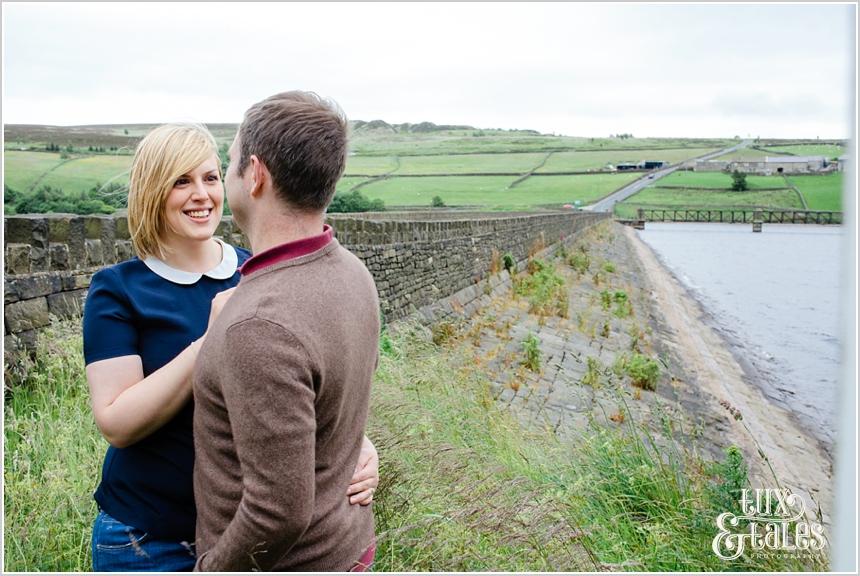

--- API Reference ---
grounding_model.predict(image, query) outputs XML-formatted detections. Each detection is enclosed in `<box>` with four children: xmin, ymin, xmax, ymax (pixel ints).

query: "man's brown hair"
<box><xmin>237</xmin><ymin>91</ymin><xmax>347</xmax><ymax>211</ymax></box>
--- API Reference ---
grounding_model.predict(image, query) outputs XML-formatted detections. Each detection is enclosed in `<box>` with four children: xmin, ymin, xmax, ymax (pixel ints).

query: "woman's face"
<box><xmin>162</xmin><ymin>154</ymin><xmax>224</xmax><ymax>245</ymax></box>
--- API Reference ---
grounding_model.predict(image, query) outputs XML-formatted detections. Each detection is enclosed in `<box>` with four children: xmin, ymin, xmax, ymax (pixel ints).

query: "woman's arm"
<box><xmin>87</xmin><ymin>287</ymin><xmax>235</xmax><ymax>448</ymax></box>
<box><xmin>86</xmin><ymin>338</ymin><xmax>204</xmax><ymax>448</ymax></box>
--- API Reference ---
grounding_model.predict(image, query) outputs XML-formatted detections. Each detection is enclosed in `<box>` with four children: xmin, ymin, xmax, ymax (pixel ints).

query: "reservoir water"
<box><xmin>636</xmin><ymin>223</ymin><xmax>843</xmax><ymax>452</ymax></box>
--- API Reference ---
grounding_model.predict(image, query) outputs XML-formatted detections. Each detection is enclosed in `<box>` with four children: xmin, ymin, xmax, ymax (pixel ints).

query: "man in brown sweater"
<box><xmin>192</xmin><ymin>92</ymin><xmax>379</xmax><ymax>571</ymax></box>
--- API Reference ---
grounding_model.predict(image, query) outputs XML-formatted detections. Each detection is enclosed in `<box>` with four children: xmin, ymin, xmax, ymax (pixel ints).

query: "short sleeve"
<box><xmin>83</xmin><ymin>267</ymin><xmax>139</xmax><ymax>365</ymax></box>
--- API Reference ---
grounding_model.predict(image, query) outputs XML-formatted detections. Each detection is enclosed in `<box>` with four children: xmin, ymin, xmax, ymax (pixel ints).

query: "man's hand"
<box><xmin>347</xmin><ymin>436</ymin><xmax>379</xmax><ymax>505</ymax></box>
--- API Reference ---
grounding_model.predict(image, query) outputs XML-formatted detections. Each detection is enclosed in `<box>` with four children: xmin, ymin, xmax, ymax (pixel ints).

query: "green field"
<box><xmin>5</xmin><ymin>151</ymin><xmax>132</xmax><ymax>195</ymax></box>
<box><xmin>348</xmin><ymin>131</ymin><xmax>735</xmax><ymax>157</ymax></box>
<box><xmin>39</xmin><ymin>155</ymin><xmax>132</xmax><ymax>195</ymax></box>
<box><xmin>395</xmin><ymin>152</ymin><xmax>547</xmax><ymax>175</ymax></box>
<box><xmin>655</xmin><ymin>171</ymin><xmax>790</xmax><ymax>189</ymax></box>
<box><xmin>358</xmin><ymin>173</ymin><xmax>640</xmax><ymax>209</ymax></box>
<box><xmin>335</xmin><ymin>176</ymin><xmax>371</xmax><ymax>193</ymax></box>
<box><xmin>3</xmin><ymin>151</ymin><xmax>66</xmax><ymax>192</ymax></box>
<box><xmin>537</xmin><ymin>148</ymin><xmax>718</xmax><ymax>172</ymax></box>
<box><xmin>761</xmin><ymin>144</ymin><xmax>845</xmax><ymax>159</ymax></box>
<box><xmin>344</xmin><ymin>155</ymin><xmax>399</xmax><ymax>175</ymax></box>
<box><xmin>712</xmin><ymin>148</ymin><xmax>770</xmax><ymax>162</ymax></box>
<box><xmin>0</xmin><ymin>124</ymin><xmax>751</xmax><ymax>215</ymax></box>
<box><xmin>787</xmin><ymin>173</ymin><xmax>844</xmax><ymax>211</ymax></box>
<box><xmin>614</xmin><ymin>187</ymin><xmax>804</xmax><ymax>219</ymax></box>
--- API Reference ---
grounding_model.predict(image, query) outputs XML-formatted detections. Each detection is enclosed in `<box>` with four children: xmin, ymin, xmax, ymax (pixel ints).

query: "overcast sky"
<box><xmin>2</xmin><ymin>2</ymin><xmax>855</xmax><ymax>138</ymax></box>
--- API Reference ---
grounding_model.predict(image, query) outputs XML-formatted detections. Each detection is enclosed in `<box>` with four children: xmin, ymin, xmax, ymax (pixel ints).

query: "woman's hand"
<box><xmin>207</xmin><ymin>287</ymin><xmax>237</xmax><ymax>331</ymax></box>
<box><xmin>347</xmin><ymin>436</ymin><xmax>379</xmax><ymax>505</ymax></box>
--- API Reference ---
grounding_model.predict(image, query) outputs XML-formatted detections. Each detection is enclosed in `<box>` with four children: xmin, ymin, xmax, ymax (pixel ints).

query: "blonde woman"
<box><xmin>83</xmin><ymin>124</ymin><xmax>379</xmax><ymax>571</ymax></box>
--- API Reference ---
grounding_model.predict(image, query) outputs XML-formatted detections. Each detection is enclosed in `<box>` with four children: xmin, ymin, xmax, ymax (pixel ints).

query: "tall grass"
<box><xmin>5</xmin><ymin>319</ymin><xmax>828</xmax><ymax>571</ymax></box>
<box><xmin>4</xmin><ymin>321</ymin><xmax>102</xmax><ymax>572</ymax></box>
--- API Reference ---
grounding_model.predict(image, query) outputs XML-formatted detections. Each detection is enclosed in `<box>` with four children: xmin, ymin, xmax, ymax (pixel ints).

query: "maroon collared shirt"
<box><xmin>239</xmin><ymin>224</ymin><xmax>334</xmax><ymax>276</ymax></box>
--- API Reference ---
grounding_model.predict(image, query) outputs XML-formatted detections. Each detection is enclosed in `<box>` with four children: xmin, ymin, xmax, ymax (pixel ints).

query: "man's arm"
<box><xmin>195</xmin><ymin>317</ymin><xmax>316</xmax><ymax>572</ymax></box>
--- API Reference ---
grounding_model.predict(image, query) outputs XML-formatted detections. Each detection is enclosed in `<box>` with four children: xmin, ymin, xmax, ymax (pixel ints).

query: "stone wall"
<box><xmin>4</xmin><ymin>210</ymin><xmax>607</xmax><ymax>372</ymax></box>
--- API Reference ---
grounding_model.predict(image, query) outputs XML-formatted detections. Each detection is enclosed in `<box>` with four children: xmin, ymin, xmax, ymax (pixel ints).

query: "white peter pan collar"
<box><xmin>143</xmin><ymin>238</ymin><xmax>238</xmax><ymax>285</ymax></box>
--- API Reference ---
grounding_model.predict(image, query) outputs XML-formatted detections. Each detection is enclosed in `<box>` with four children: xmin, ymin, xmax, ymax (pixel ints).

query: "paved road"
<box><xmin>585</xmin><ymin>141</ymin><xmax>751</xmax><ymax>213</ymax></box>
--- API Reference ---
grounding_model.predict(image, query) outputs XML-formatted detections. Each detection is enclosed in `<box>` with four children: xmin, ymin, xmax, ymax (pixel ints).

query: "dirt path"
<box><xmin>623</xmin><ymin>225</ymin><xmax>833</xmax><ymax>527</ymax></box>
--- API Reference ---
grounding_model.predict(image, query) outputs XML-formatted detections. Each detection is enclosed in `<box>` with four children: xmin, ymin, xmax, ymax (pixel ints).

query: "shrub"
<box><xmin>12</xmin><ymin>185</ymin><xmax>119</xmax><ymax>215</ymax></box>
<box><xmin>431</xmin><ymin>195</ymin><xmax>446</xmax><ymax>208</ymax></box>
<box><xmin>327</xmin><ymin>190</ymin><xmax>385</xmax><ymax>213</ymax></box>
<box><xmin>568</xmin><ymin>252</ymin><xmax>590</xmax><ymax>274</ymax></box>
<box><xmin>612</xmin><ymin>290</ymin><xmax>632</xmax><ymax>318</ymax></box>
<box><xmin>730</xmin><ymin>170</ymin><xmax>748</xmax><ymax>191</ymax></box>
<box><xmin>581</xmin><ymin>356</ymin><xmax>602</xmax><ymax>388</ymax></box>
<box><xmin>521</xmin><ymin>332</ymin><xmax>541</xmax><ymax>372</ymax></box>
<box><xmin>514</xmin><ymin>259</ymin><xmax>568</xmax><ymax>318</ymax></box>
<box><xmin>599</xmin><ymin>290</ymin><xmax>612</xmax><ymax>311</ymax></box>
<box><xmin>706</xmin><ymin>446</ymin><xmax>749</xmax><ymax>515</ymax></box>
<box><xmin>502</xmin><ymin>252</ymin><xmax>516</xmax><ymax>274</ymax></box>
<box><xmin>627</xmin><ymin>353</ymin><xmax>660</xmax><ymax>390</ymax></box>
<box><xmin>431</xmin><ymin>321</ymin><xmax>459</xmax><ymax>346</ymax></box>
<box><xmin>602</xmin><ymin>261</ymin><xmax>616</xmax><ymax>273</ymax></box>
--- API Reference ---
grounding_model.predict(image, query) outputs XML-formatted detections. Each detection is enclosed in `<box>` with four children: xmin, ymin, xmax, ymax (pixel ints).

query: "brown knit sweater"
<box><xmin>192</xmin><ymin>238</ymin><xmax>379</xmax><ymax>571</ymax></box>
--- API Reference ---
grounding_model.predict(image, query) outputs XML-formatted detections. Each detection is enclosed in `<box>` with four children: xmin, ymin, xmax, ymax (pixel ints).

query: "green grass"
<box><xmin>655</xmin><ymin>171</ymin><xmax>790</xmax><ymax>190</ymax></box>
<box><xmin>3</xmin><ymin>151</ymin><xmax>66</xmax><ymax>192</ymax></box>
<box><xmin>512</xmin><ymin>173</ymin><xmax>641</xmax><ymax>206</ymax></box>
<box><xmin>39</xmin><ymin>156</ymin><xmax>132</xmax><ymax>195</ymax></box>
<box><xmin>345</xmin><ymin>155</ymin><xmax>399</xmax><ymax>175</ymax></box>
<box><xmin>712</xmin><ymin>148</ymin><xmax>770</xmax><ymax>162</ymax></box>
<box><xmin>5</xmin><ymin>319</ymin><xmax>827</xmax><ymax>572</ymax></box>
<box><xmin>4</xmin><ymin>323</ymin><xmax>103</xmax><ymax>572</ymax></box>
<box><xmin>356</xmin><ymin>173</ymin><xmax>638</xmax><ymax>209</ymax></box>
<box><xmin>760</xmin><ymin>144</ymin><xmax>845</xmax><ymax>159</ymax></box>
<box><xmin>4</xmin><ymin>151</ymin><xmax>132</xmax><ymax>195</ymax></box>
<box><xmin>537</xmin><ymin>148</ymin><xmax>718</xmax><ymax>172</ymax></box>
<box><xmin>787</xmin><ymin>173</ymin><xmax>844</xmax><ymax>211</ymax></box>
<box><xmin>335</xmin><ymin>176</ymin><xmax>372</xmax><ymax>193</ymax></box>
<box><xmin>614</xmin><ymin>188</ymin><xmax>804</xmax><ymax>219</ymax></box>
<box><xmin>396</xmin><ymin>152</ymin><xmax>547</xmax><ymax>175</ymax></box>
<box><xmin>349</xmin><ymin>133</ymin><xmax>734</xmax><ymax>157</ymax></box>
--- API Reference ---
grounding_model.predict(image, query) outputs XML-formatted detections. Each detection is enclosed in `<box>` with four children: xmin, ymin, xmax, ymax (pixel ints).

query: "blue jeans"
<box><xmin>91</xmin><ymin>510</ymin><xmax>197</xmax><ymax>572</ymax></box>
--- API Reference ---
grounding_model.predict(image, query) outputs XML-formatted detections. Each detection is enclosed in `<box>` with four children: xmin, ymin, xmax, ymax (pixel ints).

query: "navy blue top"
<box><xmin>83</xmin><ymin>242</ymin><xmax>251</xmax><ymax>542</ymax></box>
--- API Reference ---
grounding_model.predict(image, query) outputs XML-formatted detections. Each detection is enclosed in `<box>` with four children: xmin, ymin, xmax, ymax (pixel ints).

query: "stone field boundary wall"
<box><xmin>4</xmin><ymin>210</ymin><xmax>608</xmax><ymax>373</ymax></box>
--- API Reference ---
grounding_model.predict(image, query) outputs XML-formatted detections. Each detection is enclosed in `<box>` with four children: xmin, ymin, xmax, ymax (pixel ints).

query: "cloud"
<box><xmin>2</xmin><ymin>3</ymin><xmax>853</xmax><ymax>137</ymax></box>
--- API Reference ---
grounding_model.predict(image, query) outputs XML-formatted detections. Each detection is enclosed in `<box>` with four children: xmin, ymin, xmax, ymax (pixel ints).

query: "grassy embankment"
<box><xmin>615</xmin><ymin>170</ymin><xmax>843</xmax><ymax>218</ymax></box>
<box><xmin>6</xmin><ymin>310</ymin><xmax>827</xmax><ymax>571</ymax></box>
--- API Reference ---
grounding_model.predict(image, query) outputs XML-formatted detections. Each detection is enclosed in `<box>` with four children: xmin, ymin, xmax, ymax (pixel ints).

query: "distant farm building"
<box><xmin>642</xmin><ymin>160</ymin><xmax>667</xmax><ymax>169</ymax></box>
<box><xmin>694</xmin><ymin>156</ymin><xmax>830</xmax><ymax>175</ymax></box>
<box><xmin>613</xmin><ymin>160</ymin><xmax>667</xmax><ymax>171</ymax></box>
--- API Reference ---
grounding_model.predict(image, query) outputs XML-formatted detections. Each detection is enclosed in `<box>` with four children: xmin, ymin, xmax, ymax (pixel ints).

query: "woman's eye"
<box><xmin>207</xmin><ymin>174</ymin><xmax>221</xmax><ymax>182</ymax></box>
<box><xmin>174</xmin><ymin>178</ymin><xmax>190</xmax><ymax>186</ymax></box>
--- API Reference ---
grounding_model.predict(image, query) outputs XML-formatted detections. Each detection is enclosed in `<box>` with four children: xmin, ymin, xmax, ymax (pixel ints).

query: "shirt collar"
<box><xmin>239</xmin><ymin>224</ymin><xmax>333</xmax><ymax>277</ymax></box>
<box><xmin>143</xmin><ymin>238</ymin><xmax>239</xmax><ymax>285</ymax></box>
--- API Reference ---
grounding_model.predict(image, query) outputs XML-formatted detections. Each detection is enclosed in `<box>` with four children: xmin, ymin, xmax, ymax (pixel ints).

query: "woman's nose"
<box><xmin>190</xmin><ymin>181</ymin><xmax>208</xmax><ymax>199</ymax></box>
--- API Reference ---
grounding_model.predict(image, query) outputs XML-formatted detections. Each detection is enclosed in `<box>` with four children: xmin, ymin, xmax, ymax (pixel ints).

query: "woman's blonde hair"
<box><xmin>127</xmin><ymin>123</ymin><xmax>220</xmax><ymax>260</ymax></box>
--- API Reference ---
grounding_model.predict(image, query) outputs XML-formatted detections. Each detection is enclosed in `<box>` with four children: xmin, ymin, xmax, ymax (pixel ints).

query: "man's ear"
<box><xmin>249</xmin><ymin>155</ymin><xmax>268</xmax><ymax>199</ymax></box>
